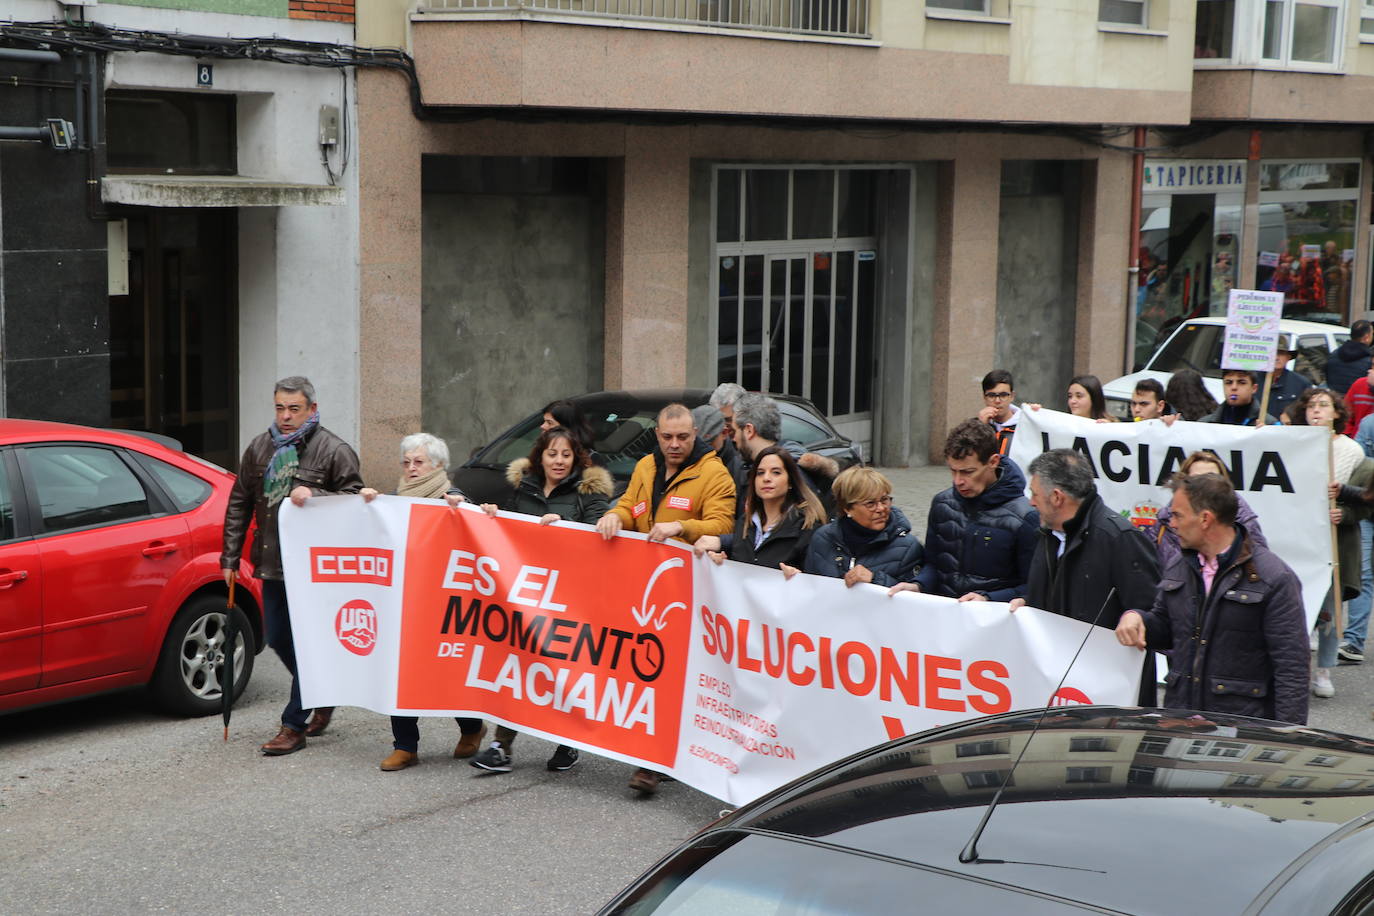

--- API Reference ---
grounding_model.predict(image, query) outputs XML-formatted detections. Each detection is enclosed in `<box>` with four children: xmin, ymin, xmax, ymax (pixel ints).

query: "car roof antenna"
<box><xmin>959</xmin><ymin>587</ymin><xmax>1119</xmax><ymax>865</ymax></box>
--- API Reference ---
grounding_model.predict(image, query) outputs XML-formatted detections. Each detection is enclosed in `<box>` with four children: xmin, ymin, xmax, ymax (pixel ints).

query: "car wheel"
<box><xmin>151</xmin><ymin>595</ymin><xmax>256</xmax><ymax>716</ymax></box>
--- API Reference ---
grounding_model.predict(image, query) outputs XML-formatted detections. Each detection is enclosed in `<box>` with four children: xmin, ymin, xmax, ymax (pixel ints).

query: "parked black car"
<box><xmin>601</xmin><ymin>706</ymin><xmax>1374</xmax><ymax>915</ymax></box>
<box><xmin>451</xmin><ymin>388</ymin><xmax>861</xmax><ymax>506</ymax></box>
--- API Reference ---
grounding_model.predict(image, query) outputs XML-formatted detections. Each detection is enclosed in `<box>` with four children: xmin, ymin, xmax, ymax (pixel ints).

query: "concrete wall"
<box><xmin>420</xmin><ymin>164</ymin><xmax>605</xmax><ymax>462</ymax></box>
<box><xmin>995</xmin><ymin>162</ymin><xmax>1080</xmax><ymax>408</ymax></box>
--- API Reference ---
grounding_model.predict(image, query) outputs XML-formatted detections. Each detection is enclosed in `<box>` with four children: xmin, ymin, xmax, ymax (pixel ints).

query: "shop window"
<box><xmin>106</xmin><ymin>90</ymin><xmax>236</xmax><ymax>175</ymax></box>
<box><xmin>1254</xmin><ymin>160</ymin><xmax>1357</xmax><ymax>324</ymax></box>
<box><xmin>1099</xmin><ymin>0</ymin><xmax>1147</xmax><ymax>27</ymax></box>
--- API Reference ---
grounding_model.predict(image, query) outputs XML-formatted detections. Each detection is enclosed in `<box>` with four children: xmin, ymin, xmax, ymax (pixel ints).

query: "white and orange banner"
<box><xmin>282</xmin><ymin>497</ymin><xmax>1142</xmax><ymax>805</ymax></box>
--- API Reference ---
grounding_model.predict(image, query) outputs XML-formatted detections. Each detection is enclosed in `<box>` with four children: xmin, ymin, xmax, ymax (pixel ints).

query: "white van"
<box><xmin>1103</xmin><ymin>317</ymin><xmax>1349</xmax><ymax>420</ymax></box>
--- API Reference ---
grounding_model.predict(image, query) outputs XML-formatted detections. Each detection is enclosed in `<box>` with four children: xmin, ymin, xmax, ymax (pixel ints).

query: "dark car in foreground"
<box><xmin>452</xmin><ymin>388</ymin><xmax>861</xmax><ymax>506</ymax></box>
<box><xmin>0</xmin><ymin>420</ymin><xmax>263</xmax><ymax>718</ymax></box>
<box><xmin>601</xmin><ymin>706</ymin><xmax>1374</xmax><ymax>915</ymax></box>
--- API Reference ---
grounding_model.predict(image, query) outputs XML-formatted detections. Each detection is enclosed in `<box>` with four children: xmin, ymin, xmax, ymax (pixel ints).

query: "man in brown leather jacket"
<box><xmin>221</xmin><ymin>376</ymin><xmax>363</xmax><ymax>755</ymax></box>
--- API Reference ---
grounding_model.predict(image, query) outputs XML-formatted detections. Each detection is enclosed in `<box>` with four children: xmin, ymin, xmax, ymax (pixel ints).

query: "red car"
<box><xmin>0</xmin><ymin>420</ymin><xmax>263</xmax><ymax>716</ymax></box>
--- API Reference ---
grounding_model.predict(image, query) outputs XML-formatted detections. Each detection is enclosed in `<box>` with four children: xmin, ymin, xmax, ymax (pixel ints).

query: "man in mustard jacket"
<box><xmin>596</xmin><ymin>402</ymin><xmax>736</xmax><ymax>544</ymax></box>
<box><xmin>595</xmin><ymin>402</ymin><xmax>734</xmax><ymax>796</ymax></box>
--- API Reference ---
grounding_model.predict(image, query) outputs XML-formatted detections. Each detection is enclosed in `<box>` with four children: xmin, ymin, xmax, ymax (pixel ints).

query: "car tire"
<box><xmin>151</xmin><ymin>595</ymin><xmax>256</xmax><ymax>716</ymax></box>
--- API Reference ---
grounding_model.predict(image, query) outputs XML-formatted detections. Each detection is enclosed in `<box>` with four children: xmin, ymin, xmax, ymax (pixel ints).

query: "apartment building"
<box><xmin>355</xmin><ymin>0</ymin><xmax>1198</xmax><ymax>476</ymax></box>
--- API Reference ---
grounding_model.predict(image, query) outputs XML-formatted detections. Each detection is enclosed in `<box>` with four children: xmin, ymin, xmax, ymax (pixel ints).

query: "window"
<box><xmin>1066</xmin><ymin>766</ymin><xmax>1111</xmax><ymax>783</ymax></box>
<box><xmin>1230</xmin><ymin>773</ymin><xmax>1264</xmax><ymax>787</ymax></box>
<box><xmin>25</xmin><ymin>446</ymin><xmax>151</xmax><ymax>533</ymax></box>
<box><xmin>0</xmin><ymin>457</ymin><xmax>15</xmax><ymax>542</ymax></box>
<box><xmin>1069</xmin><ymin>736</ymin><xmax>1117</xmax><ymax>753</ymax></box>
<box><xmin>963</xmin><ymin>770</ymin><xmax>1011</xmax><ymax>789</ymax></box>
<box><xmin>928</xmin><ymin>0</ymin><xmax>989</xmax><ymax>12</ymax></box>
<box><xmin>1307</xmin><ymin>754</ymin><xmax>1345</xmax><ymax>767</ymax></box>
<box><xmin>1100</xmin><ymin>0</ymin><xmax>1146</xmax><ymax>27</ymax></box>
<box><xmin>956</xmin><ymin>740</ymin><xmax>1009</xmax><ymax>758</ymax></box>
<box><xmin>1195</xmin><ymin>0</ymin><xmax>1344</xmax><ymax>68</ymax></box>
<box><xmin>1186</xmin><ymin>739</ymin><xmax>1246</xmax><ymax>759</ymax></box>
<box><xmin>131</xmin><ymin>453</ymin><xmax>212</xmax><ymax>513</ymax></box>
<box><xmin>1279</xmin><ymin>775</ymin><xmax>1314</xmax><ymax>789</ymax></box>
<box><xmin>1137</xmin><ymin>735</ymin><xmax>1172</xmax><ymax>756</ymax></box>
<box><xmin>106</xmin><ymin>90</ymin><xmax>236</xmax><ymax>175</ymax></box>
<box><xmin>1335</xmin><ymin>778</ymin><xmax>1364</xmax><ymax>790</ymax></box>
<box><xmin>1256</xmin><ymin>748</ymin><xmax>1293</xmax><ymax>763</ymax></box>
<box><xmin>1127</xmin><ymin>766</ymin><xmax>1156</xmax><ymax>785</ymax></box>
<box><xmin>1363</xmin><ymin>1</ymin><xmax>1374</xmax><ymax>39</ymax></box>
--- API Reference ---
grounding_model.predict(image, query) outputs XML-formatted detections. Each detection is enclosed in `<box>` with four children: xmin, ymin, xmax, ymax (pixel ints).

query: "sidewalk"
<box><xmin>873</xmin><ymin>464</ymin><xmax>950</xmax><ymax>535</ymax></box>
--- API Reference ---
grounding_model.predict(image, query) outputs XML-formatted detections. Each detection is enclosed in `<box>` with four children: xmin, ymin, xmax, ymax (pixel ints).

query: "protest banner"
<box><xmin>1009</xmin><ymin>407</ymin><xmax>1331</xmax><ymax>625</ymax></box>
<box><xmin>281</xmin><ymin>497</ymin><xmax>1142</xmax><ymax>805</ymax></box>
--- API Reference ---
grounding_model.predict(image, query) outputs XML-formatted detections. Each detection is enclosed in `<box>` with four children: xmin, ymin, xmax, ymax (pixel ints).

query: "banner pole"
<box><xmin>1329</xmin><ymin>430</ymin><xmax>1343</xmax><ymax>635</ymax></box>
<box><xmin>1258</xmin><ymin>369</ymin><xmax>1275</xmax><ymax>426</ymax></box>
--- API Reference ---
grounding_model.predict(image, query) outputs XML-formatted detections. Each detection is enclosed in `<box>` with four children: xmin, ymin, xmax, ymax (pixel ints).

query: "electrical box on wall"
<box><xmin>319</xmin><ymin>105</ymin><xmax>339</xmax><ymax>147</ymax></box>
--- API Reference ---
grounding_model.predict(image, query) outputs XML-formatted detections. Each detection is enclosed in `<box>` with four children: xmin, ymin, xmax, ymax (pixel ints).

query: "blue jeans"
<box><xmin>391</xmin><ymin>716</ymin><xmax>483</xmax><ymax>752</ymax></box>
<box><xmin>263</xmin><ymin>579</ymin><xmax>311</xmax><ymax>732</ymax></box>
<box><xmin>1342</xmin><ymin>519</ymin><xmax>1374</xmax><ymax>650</ymax></box>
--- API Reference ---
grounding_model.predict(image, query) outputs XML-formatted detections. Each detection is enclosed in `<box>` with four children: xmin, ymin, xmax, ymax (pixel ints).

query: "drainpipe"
<box><xmin>1126</xmin><ymin>125</ymin><xmax>1146</xmax><ymax>372</ymax></box>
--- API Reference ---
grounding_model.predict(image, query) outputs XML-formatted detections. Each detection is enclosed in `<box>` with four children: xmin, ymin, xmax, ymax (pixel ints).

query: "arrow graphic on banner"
<box><xmin>631</xmin><ymin>557</ymin><xmax>688</xmax><ymax>631</ymax></box>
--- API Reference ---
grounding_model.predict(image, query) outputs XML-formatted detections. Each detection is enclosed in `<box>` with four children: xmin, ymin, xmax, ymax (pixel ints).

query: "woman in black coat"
<box><xmin>471</xmin><ymin>426</ymin><xmax>612</xmax><ymax>775</ymax></box>
<box><xmin>696</xmin><ymin>445</ymin><xmax>826</xmax><ymax>571</ymax></box>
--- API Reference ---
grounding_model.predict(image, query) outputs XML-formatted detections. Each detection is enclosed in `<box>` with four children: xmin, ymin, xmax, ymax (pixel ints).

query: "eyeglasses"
<box><xmin>983</xmin><ymin>391</ymin><xmax>1013</xmax><ymax>401</ymax></box>
<box><xmin>401</xmin><ymin>457</ymin><xmax>431</xmax><ymax>468</ymax></box>
<box><xmin>852</xmin><ymin>495</ymin><xmax>894</xmax><ymax>511</ymax></box>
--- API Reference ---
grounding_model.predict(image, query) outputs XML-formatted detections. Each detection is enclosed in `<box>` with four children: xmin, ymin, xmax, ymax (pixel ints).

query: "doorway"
<box><xmin>108</xmin><ymin>208</ymin><xmax>238</xmax><ymax>469</ymax></box>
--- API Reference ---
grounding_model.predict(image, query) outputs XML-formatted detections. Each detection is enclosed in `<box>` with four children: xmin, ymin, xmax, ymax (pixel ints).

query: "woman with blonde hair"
<box><xmin>804</xmin><ymin>466</ymin><xmax>922</xmax><ymax>587</ymax></box>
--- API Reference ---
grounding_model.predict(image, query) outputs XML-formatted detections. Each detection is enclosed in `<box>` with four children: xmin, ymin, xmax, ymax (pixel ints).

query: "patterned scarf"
<box><xmin>265</xmin><ymin>411</ymin><xmax>319</xmax><ymax>506</ymax></box>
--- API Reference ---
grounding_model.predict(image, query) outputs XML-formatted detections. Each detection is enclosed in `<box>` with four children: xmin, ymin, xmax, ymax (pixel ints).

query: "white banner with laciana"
<box><xmin>280</xmin><ymin>496</ymin><xmax>1144</xmax><ymax>806</ymax></box>
<box><xmin>1009</xmin><ymin>408</ymin><xmax>1333</xmax><ymax>626</ymax></box>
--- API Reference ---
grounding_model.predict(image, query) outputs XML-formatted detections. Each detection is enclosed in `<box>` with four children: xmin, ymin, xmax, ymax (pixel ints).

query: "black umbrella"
<box><xmin>222</xmin><ymin>578</ymin><xmax>236</xmax><ymax>741</ymax></box>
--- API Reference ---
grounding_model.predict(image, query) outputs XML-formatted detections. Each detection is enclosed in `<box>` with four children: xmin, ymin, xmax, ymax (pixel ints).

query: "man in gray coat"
<box><xmin>1116</xmin><ymin>473</ymin><xmax>1309</xmax><ymax>724</ymax></box>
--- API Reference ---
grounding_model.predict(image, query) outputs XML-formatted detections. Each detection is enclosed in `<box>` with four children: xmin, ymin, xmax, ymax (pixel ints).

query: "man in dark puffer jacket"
<box><xmin>1116</xmin><ymin>473</ymin><xmax>1308</xmax><ymax>724</ymax></box>
<box><xmin>890</xmin><ymin>419</ymin><xmax>1038</xmax><ymax>602</ymax></box>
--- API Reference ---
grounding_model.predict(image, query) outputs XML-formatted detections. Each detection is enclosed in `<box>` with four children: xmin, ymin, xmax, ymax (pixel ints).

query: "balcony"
<box><xmin>417</xmin><ymin>0</ymin><xmax>872</xmax><ymax>39</ymax></box>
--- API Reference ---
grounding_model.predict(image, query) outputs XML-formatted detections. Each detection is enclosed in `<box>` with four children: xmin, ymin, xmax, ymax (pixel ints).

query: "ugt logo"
<box><xmin>335</xmin><ymin>599</ymin><xmax>377</xmax><ymax>656</ymax></box>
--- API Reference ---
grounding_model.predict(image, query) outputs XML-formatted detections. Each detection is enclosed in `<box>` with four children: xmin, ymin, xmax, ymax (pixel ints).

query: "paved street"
<box><xmin>4</xmin><ymin>463</ymin><xmax>1374</xmax><ymax>915</ymax></box>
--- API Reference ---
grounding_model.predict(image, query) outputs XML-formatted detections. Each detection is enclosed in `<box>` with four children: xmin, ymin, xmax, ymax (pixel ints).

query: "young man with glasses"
<box><xmin>976</xmin><ymin>369</ymin><xmax>1019</xmax><ymax>456</ymax></box>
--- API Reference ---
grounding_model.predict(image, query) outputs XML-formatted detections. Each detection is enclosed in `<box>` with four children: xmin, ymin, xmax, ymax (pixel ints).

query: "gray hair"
<box><xmin>400</xmin><ymin>432</ymin><xmax>449</xmax><ymax>469</ymax></box>
<box><xmin>709</xmin><ymin>382</ymin><xmax>747</xmax><ymax>410</ymax></box>
<box><xmin>1027</xmin><ymin>448</ymin><xmax>1096</xmax><ymax>502</ymax></box>
<box><xmin>274</xmin><ymin>375</ymin><xmax>316</xmax><ymax>405</ymax></box>
<box><xmin>733</xmin><ymin>392</ymin><xmax>781</xmax><ymax>442</ymax></box>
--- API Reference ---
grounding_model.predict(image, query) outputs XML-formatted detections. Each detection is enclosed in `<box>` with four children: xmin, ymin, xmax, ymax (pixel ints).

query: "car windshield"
<box><xmin>607</xmin><ymin>831</ymin><xmax>1100</xmax><ymax>915</ymax></box>
<box><xmin>474</xmin><ymin>406</ymin><xmax>667</xmax><ymax>480</ymax></box>
<box><xmin>1146</xmin><ymin>323</ymin><xmax>1224</xmax><ymax>378</ymax></box>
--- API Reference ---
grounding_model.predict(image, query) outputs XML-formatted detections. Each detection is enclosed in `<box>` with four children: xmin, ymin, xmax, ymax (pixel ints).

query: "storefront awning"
<box><xmin>101</xmin><ymin>174</ymin><xmax>344</xmax><ymax>208</ymax></box>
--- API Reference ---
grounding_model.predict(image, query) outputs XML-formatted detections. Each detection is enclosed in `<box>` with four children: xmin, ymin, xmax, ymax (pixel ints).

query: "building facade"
<box><xmin>0</xmin><ymin>0</ymin><xmax>360</xmax><ymax>468</ymax></box>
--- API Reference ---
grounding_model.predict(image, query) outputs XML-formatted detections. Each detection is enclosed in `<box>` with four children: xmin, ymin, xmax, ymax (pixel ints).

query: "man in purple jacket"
<box><xmin>1116</xmin><ymin>473</ymin><xmax>1309</xmax><ymax>724</ymax></box>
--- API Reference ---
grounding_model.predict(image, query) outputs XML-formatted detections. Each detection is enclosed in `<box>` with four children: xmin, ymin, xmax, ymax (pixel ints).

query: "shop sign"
<box><xmin>1143</xmin><ymin>160</ymin><xmax>1245</xmax><ymax>192</ymax></box>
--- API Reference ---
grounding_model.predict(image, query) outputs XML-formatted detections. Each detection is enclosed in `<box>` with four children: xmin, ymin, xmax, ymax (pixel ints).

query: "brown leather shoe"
<box><xmin>304</xmin><ymin>707</ymin><xmax>334</xmax><ymax>737</ymax></box>
<box><xmin>453</xmin><ymin>725</ymin><xmax>487</xmax><ymax>759</ymax></box>
<box><xmin>380</xmin><ymin>749</ymin><xmax>418</xmax><ymax>771</ymax></box>
<box><xmin>628</xmin><ymin>768</ymin><xmax>662</xmax><ymax>794</ymax></box>
<box><xmin>261</xmin><ymin>726</ymin><xmax>306</xmax><ymax>756</ymax></box>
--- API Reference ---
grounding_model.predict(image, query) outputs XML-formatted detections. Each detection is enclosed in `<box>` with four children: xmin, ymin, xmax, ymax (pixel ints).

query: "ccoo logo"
<box><xmin>335</xmin><ymin>599</ymin><xmax>377</xmax><ymax>656</ymax></box>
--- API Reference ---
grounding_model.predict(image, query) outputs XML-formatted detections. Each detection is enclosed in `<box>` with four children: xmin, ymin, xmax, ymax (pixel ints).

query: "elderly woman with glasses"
<box><xmin>804</xmin><ymin>466</ymin><xmax>923</xmax><ymax>588</ymax></box>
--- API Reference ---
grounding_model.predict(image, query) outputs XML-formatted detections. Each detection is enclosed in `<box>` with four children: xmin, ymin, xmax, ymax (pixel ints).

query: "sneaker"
<box><xmin>1313</xmin><ymin>668</ymin><xmax>1336</xmax><ymax>699</ymax></box>
<box><xmin>1338</xmin><ymin>644</ymin><xmax>1365</xmax><ymax>664</ymax></box>
<box><xmin>546</xmin><ymin>745</ymin><xmax>580</xmax><ymax>771</ymax></box>
<box><xmin>470</xmin><ymin>741</ymin><xmax>512</xmax><ymax>773</ymax></box>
